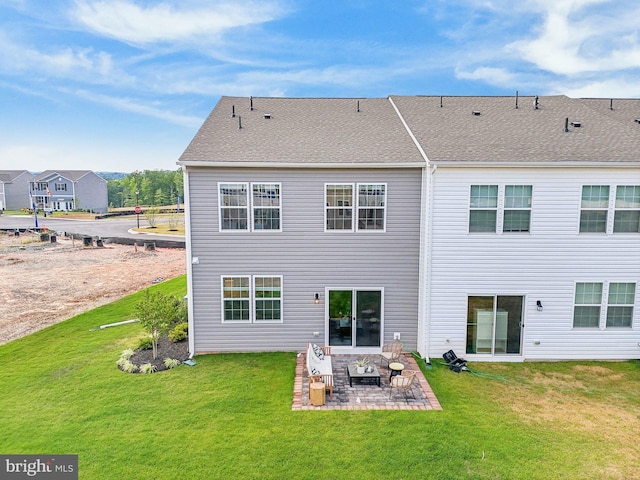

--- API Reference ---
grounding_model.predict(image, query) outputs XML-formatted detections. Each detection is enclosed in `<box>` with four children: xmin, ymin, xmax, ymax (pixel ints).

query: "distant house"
<box><xmin>0</xmin><ymin>170</ymin><xmax>34</xmax><ymax>211</ymax></box>
<box><xmin>178</xmin><ymin>95</ymin><xmax>640</xmax><ymax>361</ymax></box>
<box><xmin>29</xmin><ymin>170</ymin><xmax>108</xmax><ymax>214</ymax></box>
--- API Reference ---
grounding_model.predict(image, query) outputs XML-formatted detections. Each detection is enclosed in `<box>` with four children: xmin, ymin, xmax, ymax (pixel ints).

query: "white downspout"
<box><xmin>182</xmin><ymin>166</ymin><xmax>196</xmax><ymax>358</ymax></box>
<box><xmin>388</xmin><ymin>96</ymin><xmax>432</xmax><ymax>362</ymax></box>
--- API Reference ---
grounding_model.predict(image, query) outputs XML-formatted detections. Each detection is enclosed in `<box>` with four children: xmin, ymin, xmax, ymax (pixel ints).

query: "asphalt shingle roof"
<box><xmin>178</xmin><ymin>95</ymin><xmax>640</xmax><ymax>167</ymax></box>
<box><xmin>391</xmin><ymin>95</ymin><xmax>640</xmax><ymax>164</ymax></box>
<box><xmin>178</xmin><ymin>96</ymin><xmax>425</xmax><ymax>166</ymax></box>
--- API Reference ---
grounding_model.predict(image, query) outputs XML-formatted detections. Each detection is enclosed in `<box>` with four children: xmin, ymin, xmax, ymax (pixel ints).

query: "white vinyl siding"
<box><xmin>429</xmin><ymin>167</ymin><xmax>640</xmax><ymax>361</ymax></box>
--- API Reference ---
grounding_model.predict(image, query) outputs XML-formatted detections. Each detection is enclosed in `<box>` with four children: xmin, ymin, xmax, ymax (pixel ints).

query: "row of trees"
<box><xmin>107</xmin><ymin>169</ymin><xmax>184</xmax><ymax>209</ymax></box>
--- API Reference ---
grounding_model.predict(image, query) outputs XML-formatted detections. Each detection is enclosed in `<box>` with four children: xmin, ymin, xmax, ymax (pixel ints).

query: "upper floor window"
<box><xmin>219</xmin><ymin>183</ymin><xmax>281</xmax><ymax>232</ymax></box>
<box><xmin>580</xmin><ymin>185</ymin><xmax>609</xmax><ymax>233</ymax></box>
<box><xmin>580</xmin><ymin>185</ymin><xmax>640</xmax><ymax>234</ymax></box>
<box><xmin>222</xmin><ymin>275</ymin><xmax>282</xmax><ymax>323</ymax></box>
<box><xmin>573</xmin><ymin>281</ymin><xmax>636</xmax><ymax>328</ymax></box>
<box><xmin>469</xmin><ymin>185</ymin><xmax>531</xmax><ymax>233</ymax></box>
<box><xmin>325</xmin><ymin>183</ymin><xmax>386</xmax><ymax>232</ymax></box>
<box><xmin>613</xmin><ymin>186</ymin><xmax>640</xmax><ymax>233</ymax></box>
<box><xmin>54</xmin><ymin>183</ymin><xmax>67</xmax><ymax>192</ymax></box>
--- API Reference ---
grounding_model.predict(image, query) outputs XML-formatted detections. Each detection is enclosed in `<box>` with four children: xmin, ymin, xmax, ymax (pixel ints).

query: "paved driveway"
<box><xmin>0</xmin><ymin>214</ymin><xmax>184</xmax><ymax>245</ymax></box>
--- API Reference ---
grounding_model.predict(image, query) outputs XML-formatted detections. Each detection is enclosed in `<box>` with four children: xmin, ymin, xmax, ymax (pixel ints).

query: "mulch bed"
<box><xmin>125</xmin><ymin>336</ymin><xmax>190</xmax><ymax>373</ymax></box>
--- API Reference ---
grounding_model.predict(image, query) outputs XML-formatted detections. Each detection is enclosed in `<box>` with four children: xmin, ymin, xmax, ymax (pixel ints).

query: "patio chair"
<box><xmin>308</xmin><ymin>374</ymin><xmax>333</xmax><ymax>399</ymax></box>
<box><xmin>380</xmin><ymin>340</ymin><xmax>402</xmax><ymax>368</ymax></box>
<box><xmin>389</xmin><ymin>369</ymin><xmax>417</xmax><ymax>401</ymax></box>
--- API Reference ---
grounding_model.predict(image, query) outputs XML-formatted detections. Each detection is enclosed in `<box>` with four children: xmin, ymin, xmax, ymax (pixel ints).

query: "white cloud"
<box><xmin>455</xmin><ymin>66</ymin><xmax>518</xmax><ymax>87</ymax></box>
<box><xmin>68</xmin><ymin>89</ymin><xmax>203</xmax><ymax>127</ymax></box>
<box><xmin>72</xmin><ymin>0</ymin><xmax>287</xmax><ymax>46</ymax></box>
<box><xmin>508</xmin><ymin>0</ymin><xmax>640</xmax><ymax>75</ymax></box>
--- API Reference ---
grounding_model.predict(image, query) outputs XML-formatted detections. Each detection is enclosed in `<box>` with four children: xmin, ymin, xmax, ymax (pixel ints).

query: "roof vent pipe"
<box><xmin>534</xmin><ymin>96</ymin><xmax>539</xmax><ymax>110</ymax></box>
<box><xmin>232</xmin><ymin>105</ymin><xmax>235</xmax><ymax>118</ymax></box>
<box><xmin>515</xmin><ymin>90</ymin><xmax>519</xmax><ymax>109</ymax></box>
<box><xmin>564</xmin><ymin>117</ymin><xmax>569</xmax><ymax>132</ymax></box>
<box><xmin>440</xmin><ymin>96</ymin><xmax>443</xmax><ymax>108</ymax></box>
<box><xmin>250</xmin><ymin>96</ymin><xmax>253</xmax><ymax>111</ymax></box>
<box><xmin>610</xmin><ymin>98</ymin><xmax>613</xmax><ymax>110</ymax></box>
<box><xmin>357</xmin><ymin>100</ymin><xmax>360</xmax><ymax>113</ymax></box>
<box><xmin>238</xmin><ymin>116</ymin><xmax>242</xmax><ymax>129</ymax></box>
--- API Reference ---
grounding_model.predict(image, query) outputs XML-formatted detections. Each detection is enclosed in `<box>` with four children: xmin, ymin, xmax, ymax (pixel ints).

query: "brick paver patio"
<box><xmin>292</xmin><ymin>352</ymin><xmax>442</xmax><ymax>411</ymax></box>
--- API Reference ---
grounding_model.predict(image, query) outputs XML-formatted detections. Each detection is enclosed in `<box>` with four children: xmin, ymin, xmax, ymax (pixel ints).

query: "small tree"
<box><xmin>144</xmin><ymin>206</ymin><xmax>159</xmax><ymax>228</ymax></box>
<box><xmin>135</xmin><ymin>291</ymin><xmax>186</xmax><ymax>359</ymax></box>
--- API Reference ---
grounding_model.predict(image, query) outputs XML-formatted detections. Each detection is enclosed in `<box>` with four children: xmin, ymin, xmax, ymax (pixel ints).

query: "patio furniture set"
<box><xmin>306</xmin><ymin>341</ymin><xmax>419</xmax><ymax>406</ymax></box>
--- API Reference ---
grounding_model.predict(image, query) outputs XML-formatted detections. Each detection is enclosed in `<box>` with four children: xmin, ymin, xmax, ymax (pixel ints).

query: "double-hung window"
<box><xmin>573</xmin><ymin>282</ymin><xmax>636</xmax><ymax>328</ymax></box>
<box><xmin>469</xmin><ymin>185</ymin><xmax>532</xmax><ymax>233</ymax></box>
<box><xmin>613</xmin><ymin>186</ymin><xmax>640</xmax><ymax>233</ymax></box>
<box><xmin>580</xmin><ymin>186</ymin><xmax>609</xmax><ymax>233</ymax></box>
<box><xmin>219</xmin><ymin>183</ymin><xmax>281</xmax><ymax>232</ymax></box>
<box><xmin>222</xmin><ymin>276</ymin><xmax>282</xmax><ymax>323</ymax></box>
<box><xmin>325</xmin><ymin>183</ymin><xmax>386</xmax><ymax>232</ymax></box>
<box><xmin>503</xmin><ymin>185</ymin><xmax>532</xmax><ymax>232</ymax></box>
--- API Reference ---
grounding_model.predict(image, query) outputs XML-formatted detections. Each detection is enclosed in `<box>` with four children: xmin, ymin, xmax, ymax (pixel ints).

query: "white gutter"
<box><xmin>388</xmin><ymin>96</ymin><xmax>432</xmax><ymax>363</ymax></box>
<box><xmin>176</xmin><ymin>161</ymin><xmax>426</xmax><ymax>169</ymax></box>
<box><xmin>182</xmin><ymin>166</ymin><xmax>196</xmax><ymax>359</ymax></box>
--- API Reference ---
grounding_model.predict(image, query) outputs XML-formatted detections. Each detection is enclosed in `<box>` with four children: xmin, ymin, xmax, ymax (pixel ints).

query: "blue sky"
<box><xmin>1</xmin><ymin>0</ymin><xmax>640</xmax><ymax>173</ymax></box>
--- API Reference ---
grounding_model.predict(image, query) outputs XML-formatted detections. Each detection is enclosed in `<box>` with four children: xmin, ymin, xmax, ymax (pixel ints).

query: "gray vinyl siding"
<box><xmin>428</xmin><ymin>166</ymin><xmax>640</xmax><ymax>360</ymax></box>
<box><xmin>188</xmin><ymin>167</ymin><xmax>422</xmax><ymax>353</ymax></box>
<box><xmin>73</xmin><ymin>173</ymin><xmax>108</xmax><ymax>213</ymax></box>
<box><xmin>4</xmin><ymin>172</ymin><xmax>33</xmax><ymax>210</ymax></box>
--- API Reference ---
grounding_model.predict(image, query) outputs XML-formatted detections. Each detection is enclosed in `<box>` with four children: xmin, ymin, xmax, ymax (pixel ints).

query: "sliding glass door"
<box><xmin>328</xmin><ymin>289</ymin><xmax>382</xmax><ymax>348</ymax></box>
<box><xmin>466</xmin><ymin>295</ymin><xmax>523</xmax><ymax>355</ymax></box>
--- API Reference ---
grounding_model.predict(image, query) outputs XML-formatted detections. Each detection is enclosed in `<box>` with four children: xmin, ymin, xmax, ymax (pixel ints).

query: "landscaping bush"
<box><xmin>136</xmin><ymin>336</ymin><xmax>153</xmax><ymax>350</ymax></box>
<box><xmin>168</xmin><ymin>322</ymin><xmax>188</xmax><ymax>342</ymax></box>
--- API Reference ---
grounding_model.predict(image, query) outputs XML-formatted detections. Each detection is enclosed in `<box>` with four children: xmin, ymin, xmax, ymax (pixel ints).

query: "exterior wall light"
<box><xmin>314</xmin><ymin>293</ymin><xmax>320</xmax><ymax>304</ymax></box>
<box><xmin>536</xmin><ymin>300</ymin><xmax>543</xmax><ymax>312</ymax></box>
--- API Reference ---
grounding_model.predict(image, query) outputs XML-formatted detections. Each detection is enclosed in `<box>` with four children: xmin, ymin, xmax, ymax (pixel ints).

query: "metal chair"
<box><xmin>389</xmin><ymin>369</ymin><xmax>417</xmax><ymax>401</ymax></box>
<box><xmin>380</xmin><ymin>340</ymin><xmax>402</xmax><ymax>368</ymax></box>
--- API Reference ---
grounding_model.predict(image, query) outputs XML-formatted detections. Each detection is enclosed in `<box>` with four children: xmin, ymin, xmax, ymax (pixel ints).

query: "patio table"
<box><xmin>346</xmin><ymin>364</ymin><xmax>381</xmax><ymax>387</ymax></box>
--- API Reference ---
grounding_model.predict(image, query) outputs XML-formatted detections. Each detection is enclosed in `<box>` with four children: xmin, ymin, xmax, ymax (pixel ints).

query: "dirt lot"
<box><xmin>0</xmin><ymin>231</ymin><xmax>186</xmax><ymax>345</ymax></box>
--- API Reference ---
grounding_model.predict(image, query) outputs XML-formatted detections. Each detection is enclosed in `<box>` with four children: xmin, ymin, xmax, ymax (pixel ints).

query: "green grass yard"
<box><xmin>1</xmin><ymin>275</ymin><xmax>639</xmax><ymax>479</ymax></box>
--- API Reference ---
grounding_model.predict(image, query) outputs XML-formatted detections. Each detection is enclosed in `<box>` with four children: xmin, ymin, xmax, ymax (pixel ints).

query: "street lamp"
<box><xmin>135</xmin><ymin>189</ymin><xmax>140</xmax><ymax>229</ymax></box>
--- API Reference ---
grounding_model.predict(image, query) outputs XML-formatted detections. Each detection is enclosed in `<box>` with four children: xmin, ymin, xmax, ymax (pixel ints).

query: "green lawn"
<box><xmin>1</xmin><ymin>275</ymin><xmax>639</xmax><ymax>479</ymax></box>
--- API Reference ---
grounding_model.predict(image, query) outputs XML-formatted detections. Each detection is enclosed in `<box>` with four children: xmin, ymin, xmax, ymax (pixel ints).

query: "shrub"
<box><xmin>136</xmin><ymin>336</ymin><xmax>153</xmax><ymax>350</ymax></box>
<box><xmin>120</xmin><ymin>361</ymin><xmax>137</xmax><ymax>373</ymax></box>
<box><xmin>168</xmin><ymin>322</ymin><xmax>188</xmax><ymax>342</ymax></box>
<box><xmin>139</xmin><ymin>363</ymin><xmax>157</xmax><ymax>374</ymax></box>
<box><xmin>164</xmin><ymin>358</ymin><xmax>181</xmax><ymax>369</ymax></box>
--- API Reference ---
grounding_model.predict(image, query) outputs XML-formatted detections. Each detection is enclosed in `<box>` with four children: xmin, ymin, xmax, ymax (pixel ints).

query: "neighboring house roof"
<box><xmin>390</xmin><ymin>95</ymin><xmax>640</xmax><ymax>165</ymax></box>
<box><xmin>178</xmin><ymin>96</ymin><xmax>425</xmax><ymax>168</ymax></box>
<box><xmin>34</xmin><ymin>170</ymin><xmax>104</xmax><ymax>182</ymax></box>
<box><xmin>0</xmin><ymin>170</ymin><xmax>32</xmax><ymax>183</ymax></box>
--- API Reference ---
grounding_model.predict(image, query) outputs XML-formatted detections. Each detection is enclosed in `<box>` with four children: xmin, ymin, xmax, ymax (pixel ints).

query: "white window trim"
<box><xmin>572</xmin><ymin>281</ymin><xmax>637</xmax><ymax>330</ymax></box>
<box><xmin>356</xmin><ymin>183</ymin><xmax>387</xmax><ymax>233</ymax></box>
<box><xmin>324</xmin><ymin>183</ymin><xmax>387</xmax><ymax>233</ymax></box>
<box><xmin>221</xmin><ymin>275</ymin><xmax>283</xmax><ymax>324</ymax></box>
<box><xmin>218</xmin><ymin>182</ymin><xmax>282</xmax><ymax>233</ymax></box>
<box><xmin>613</xmin><ymin>185</ymin><xmax>640</xmax><ymax>234</ymax></box>
<box><xmin>468</xmin><ymin>184</ymin><xmax>533</xmax><ymax>234</ymax></box>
